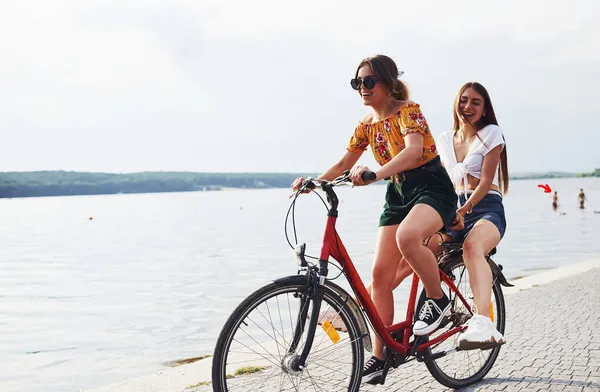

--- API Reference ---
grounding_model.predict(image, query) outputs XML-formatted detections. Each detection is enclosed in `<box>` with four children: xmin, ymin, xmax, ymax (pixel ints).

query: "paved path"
<box><xmin>191</xmin><ymin>268</ymin><xmax>600</xmax><ymax>391</ymax></box>
<box><xmin>358</xmin><ymin>267</ymin><xmax>600</xmax><ymax>391</ymax></box>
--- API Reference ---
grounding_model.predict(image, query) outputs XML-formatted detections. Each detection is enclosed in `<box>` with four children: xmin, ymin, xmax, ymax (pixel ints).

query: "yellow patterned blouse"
<box><xmin>346</xmin><ymin>103</ymin><xmax>438</xmax><ymax>171</ymax></box>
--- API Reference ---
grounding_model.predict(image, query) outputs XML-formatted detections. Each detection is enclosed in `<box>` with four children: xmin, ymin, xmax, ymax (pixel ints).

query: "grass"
<box><xmin>235</xmin><ymin>366</ymin><xmax>266</xmax><ymax>375</ymax></box>
<box><xmin>523</xmin><ymin>266</ymin><xmax>555</xmax><ymax>272</ymax></box>
<box><xmin>226</xmin><ymin>366</ymin><xmax>266</xmax><ymax>379</ymax></box>
<box><xmin>186</xmin><ymin>365</ymin><xmax>267</xmax><ymax>388</ymax></box>
<box><xmin>186</xmin><ymin>381</ymin><xmax>210</xmax><ymax>389</ymax></box>
<box><xmin>165</xmin><ymin>354</ymin><xmax>212</xmax><ymax>367</ymax></box>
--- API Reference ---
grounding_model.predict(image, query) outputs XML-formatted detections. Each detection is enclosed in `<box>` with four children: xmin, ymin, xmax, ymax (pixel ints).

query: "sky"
<box><xmin>1</xmin><ymin>0</ymin><xmax>599</xmax><ymax>174</ymax></box>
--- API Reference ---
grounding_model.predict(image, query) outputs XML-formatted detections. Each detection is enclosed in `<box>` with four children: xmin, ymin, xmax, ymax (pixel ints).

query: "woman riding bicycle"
<box><xmin>371</xmin><ymin>82</ymin><xmax>509</xmax><ymax>350</ymax></box>
<box><xmin>292</xmin><ymin>54</ymin><xmax>462</xmax><ymax>384</ymax></box>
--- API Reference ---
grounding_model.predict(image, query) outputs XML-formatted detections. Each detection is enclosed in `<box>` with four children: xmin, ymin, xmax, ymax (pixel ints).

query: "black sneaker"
<box><xmin>413</xmin><ymin>294</ymin><xmax>451</xmax><ymax>336</ymax></box>
<box><xmin>361</xmin><ymin>356</ymin><xmax>385</xmax><ymax>384</ymax></box>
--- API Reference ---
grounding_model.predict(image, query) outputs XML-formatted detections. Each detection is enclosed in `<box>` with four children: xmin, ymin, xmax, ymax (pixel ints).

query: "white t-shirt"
<box><xmin>436</xmin><ymin>124</ymin><xmax>505</xmax><ymax>197</ymax></box>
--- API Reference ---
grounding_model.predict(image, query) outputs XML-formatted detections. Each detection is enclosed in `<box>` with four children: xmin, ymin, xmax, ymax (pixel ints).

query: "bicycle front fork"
<box><xmin>288</xmin><ymin>259</ymin><xmax>329</xmax><ymax>371</ymax></box>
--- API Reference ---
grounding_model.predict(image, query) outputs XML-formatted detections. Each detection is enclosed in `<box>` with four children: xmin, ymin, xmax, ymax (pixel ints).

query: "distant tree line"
<box><xmin>0</xmin><ymin>171</ymin><xmax>318</xmax><ymax>198</ymax></box>
<box><xmin>1</xmin><ymin>169</ymin><xmax>598</xmax><ymax>199</ymax></box>
<box><xmin>510</xmin><ymin>169</ymin><xmax>600</xmax><ymax>180</ymax></box>
<box><xmin>576</xmin><ymin>168</ymin><xmax>600</xmax><ymax>178</ymax></box>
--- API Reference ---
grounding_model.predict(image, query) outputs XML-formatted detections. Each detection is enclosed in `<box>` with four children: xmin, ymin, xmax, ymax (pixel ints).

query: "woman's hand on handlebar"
<box><xmin>291</xmin><ymin>177</ymin><xmax>309</xmax><ymax>193</ymax></box>
<box><xmin>349</xmin><ymin>165</ymin><xmax>377</xmax><ymax>186</ymax></box>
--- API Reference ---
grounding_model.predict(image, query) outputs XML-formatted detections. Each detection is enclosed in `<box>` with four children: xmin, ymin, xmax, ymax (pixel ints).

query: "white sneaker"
<box><xmin>458</xmin><ymin>314</ymin><xmax>506</xmax><ymax>350</ymax></box>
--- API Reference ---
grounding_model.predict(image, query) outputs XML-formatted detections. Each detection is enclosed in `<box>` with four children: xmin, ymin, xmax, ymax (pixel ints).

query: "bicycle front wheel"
<box><xmin>422</xmin><ymin>258</ymin><xmax>506</xmax><ymax>389</ymax></box>
<box><xmin>211</xmin><ymin>278</ymin><xmax>364</xmax><ymax>392</ymax></box>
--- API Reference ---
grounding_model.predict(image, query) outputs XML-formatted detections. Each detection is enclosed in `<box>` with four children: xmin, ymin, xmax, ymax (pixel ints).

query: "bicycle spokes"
<box><xmin>421</xmin><ymin>261</ymin><xmax>506</xmax><ymax>388</ymax></box>
<box><xmin>213</xmin><ymin>282</ymin><xmax>364</xmax><ymax>391</ymax></box>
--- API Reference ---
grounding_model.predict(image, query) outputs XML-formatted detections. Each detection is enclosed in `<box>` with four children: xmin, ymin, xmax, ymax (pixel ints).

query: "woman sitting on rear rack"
<box><xmin>366</xmin><ymin>82</ymin><xmax>509</xmax><ymax>350</ymax></box>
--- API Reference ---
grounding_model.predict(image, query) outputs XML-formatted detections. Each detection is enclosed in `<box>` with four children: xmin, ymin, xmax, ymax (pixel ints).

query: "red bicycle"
<box><xmin>212</xmin><ymin>171</ymin><xmax>512</xmax><ymax>391</ymax></box>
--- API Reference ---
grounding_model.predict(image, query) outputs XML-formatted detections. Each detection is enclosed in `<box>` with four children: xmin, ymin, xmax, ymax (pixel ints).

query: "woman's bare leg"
<box><xmin>369</xmin><ymin>224</ymin><xmax>402</xmax><ymax>360</ymax></box>
<box><xmin>365</xmin><ymin>232</ymin><xmax>448</xmax><ymax>296</ymax></box>
<box><xmin>365</xmin><ymin>258</ymin><xmax>413</xmax><ymax>296</ymax></box>
<box><xmin>461</xmin><ymin>220</ymin><xmax>501</xmax><ymax>314</ymax></box>
<box><xmin>395</xmin><ymin>204</ymin><xmax>445</xmax><ymax>298</ymax></box>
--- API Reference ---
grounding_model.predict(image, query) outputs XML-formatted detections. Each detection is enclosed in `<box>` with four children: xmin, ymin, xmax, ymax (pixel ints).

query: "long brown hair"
<box><xmin>453</xmin><ymin>82</ymin><xmax>509</xmax><ymax>194</ymax></box>
<box><xmin>355</xmin><ymin>55</ymin><xmax>409</xmax><ymax>101</ymax></box>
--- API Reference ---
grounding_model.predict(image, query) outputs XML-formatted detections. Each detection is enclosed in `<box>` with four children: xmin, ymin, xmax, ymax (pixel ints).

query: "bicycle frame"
<box><xmin>314</xmin><ymin>184</ymin><xmax>473</xmax><ymax>357</ymax></box>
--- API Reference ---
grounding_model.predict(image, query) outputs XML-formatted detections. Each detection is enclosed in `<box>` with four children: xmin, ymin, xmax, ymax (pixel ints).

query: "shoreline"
<box><xmin>83</xmin><ymin>257</ymin><xmax>600</xmax><ymax>392</ymax></box>
<box><xmin>5</xmin><ymin>175</ymin><xmax>600</xmax><ymax>200</ymax></box>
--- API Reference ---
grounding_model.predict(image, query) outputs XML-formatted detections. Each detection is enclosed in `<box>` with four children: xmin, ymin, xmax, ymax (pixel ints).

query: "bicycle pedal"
<box><xmin>384</xmin><ymin>342</ymin><xmax>407</xmax><ymax>368</ymax></box>
<box><xmin>411</xmin><ymin>336</ymin><xmax>428</xmax><ymax>360</ymax></box>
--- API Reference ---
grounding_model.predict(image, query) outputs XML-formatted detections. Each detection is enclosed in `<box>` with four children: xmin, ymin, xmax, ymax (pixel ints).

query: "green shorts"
<box><xmin>379</xmin><ymin>156</ymin><xmax>458</xmax><ymax>229</ymax></box>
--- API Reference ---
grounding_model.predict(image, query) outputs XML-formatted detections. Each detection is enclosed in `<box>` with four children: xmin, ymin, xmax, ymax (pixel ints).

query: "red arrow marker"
<box><xmin>538</xmin><ymin>184</ymin><xmax>552</xmax><ymax>193</ymax></box>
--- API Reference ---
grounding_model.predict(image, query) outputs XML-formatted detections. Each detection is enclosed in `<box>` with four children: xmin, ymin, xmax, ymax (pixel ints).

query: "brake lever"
<box><xmin>333</xmin><ymin>171</ymin><xmax>352</xmax><ymax>185</ymax></box>
<box><xmin>333</xmin><ymin>180</ymin><xmax>352</xmax><ymax>187</ymax></box>
<box><xmin>288</xmin><ymin>179</ymin><xmax>318</xmax><ymax>199</ymax></box>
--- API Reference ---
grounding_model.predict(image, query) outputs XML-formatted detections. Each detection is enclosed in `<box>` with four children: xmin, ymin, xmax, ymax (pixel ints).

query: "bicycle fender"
<box><xmin>487</xmin><ymin>258</ymin><xmax>514</xmax><ymax>287</ymax></box>
<box><xmin>273</xmin><ymin>275</ymin><xmax>312</xmax><ymax>286</ymax></box>
<box><xmin>323</xmin><ymin>281</ymin><xmax>373</xmax><ymax>353</ymax></box>
<box><xmin>272</xmin><ymin>275</ymin><xmax>373</xmax><ymax>353</ymax></box>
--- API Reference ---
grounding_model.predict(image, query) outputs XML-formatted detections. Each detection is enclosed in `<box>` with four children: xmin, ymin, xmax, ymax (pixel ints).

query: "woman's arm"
<box><xmin>374</xmin><ymin>133</ymin><xmax>423</xmax><ymax>180</ymax></box>
<box><xmin>458</xmin><ymin>145</ymin><xmax>503</xmax><ymax>216</ymax></box>
<box><xmin>318</xmin><ymin>150</ymin><xmax>364</xmax><ymax>181</ymax></box>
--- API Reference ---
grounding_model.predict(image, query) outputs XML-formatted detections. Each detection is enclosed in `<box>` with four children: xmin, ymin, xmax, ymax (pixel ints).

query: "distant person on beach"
<box><xmin>292</xmin><ymin>54</ymin><xmax>462</xmax><ymax>383</ymax></box>
<box><xmin>367</xmin><ymin>82</ymin><xmax>509</xmax><ymax>351</ymax></box>
<box><xmin>552</xmin><ymin>191</ymin><xmax>558</xmax><ymax>211</ymax></box>
<box><xmin>578</xmin><ymin>189</ymin><xmax>586</xmax><ymax>209</ymax></box>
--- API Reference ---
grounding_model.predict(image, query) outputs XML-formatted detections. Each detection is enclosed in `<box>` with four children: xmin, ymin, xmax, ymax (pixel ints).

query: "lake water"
<box><xmin>1</xmin><ymin>177</ymin><xmax>600</xmax><ymax>392</ymax></box>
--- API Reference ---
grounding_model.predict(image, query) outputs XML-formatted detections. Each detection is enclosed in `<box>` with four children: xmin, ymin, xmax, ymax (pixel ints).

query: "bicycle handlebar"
<box><xmin>299</xmin><ymin>170</ymin><xmax>377</xmax><ymax>190</ymax></box>
<box><xmin>291</xmin><ymin>170</ymin><xmax>377</xmax><ymax>213</ymax></box>
<box><xmin>361</xmin><ymin>171</ymin><xmax>377</xmax><ymax>182</ymax></box>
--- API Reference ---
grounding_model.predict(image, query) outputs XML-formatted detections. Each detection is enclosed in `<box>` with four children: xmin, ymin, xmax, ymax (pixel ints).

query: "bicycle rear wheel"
<box><xmin>421</xmin><ymin>258</ymin><xmax>506</xmax><ymax>389</ymax></box>
<box><xmin>211</xmin><ymin>278</ymin><xmax>364</xmax><ymax>392</ymax></box>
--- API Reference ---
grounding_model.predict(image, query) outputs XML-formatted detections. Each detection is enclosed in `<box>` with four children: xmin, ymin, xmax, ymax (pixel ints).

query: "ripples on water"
<box><xmin>1</xmin><ymin>178</ymin><xmax>599</xmax><ymax>391</ymax></box>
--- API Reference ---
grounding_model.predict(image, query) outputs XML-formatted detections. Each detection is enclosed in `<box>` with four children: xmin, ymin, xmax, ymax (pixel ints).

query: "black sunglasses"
<box><xmin>350</xmin><ymin>75</ymin><xmax>379</xmax><ymax>91</ymax></box>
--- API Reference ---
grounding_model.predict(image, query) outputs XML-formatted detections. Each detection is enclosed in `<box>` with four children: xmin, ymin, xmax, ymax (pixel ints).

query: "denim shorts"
<box><xmin>446</xmin><ymin>192</ymin><xmax>507</xmax><ymax>243</ymax></box>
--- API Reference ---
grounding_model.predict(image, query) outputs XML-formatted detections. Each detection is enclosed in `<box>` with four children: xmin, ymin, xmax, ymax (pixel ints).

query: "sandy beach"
<box><xmin>83</xmin><ymin>258</ymin><xmax>600</xmax><ymax>392</ymax></box>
